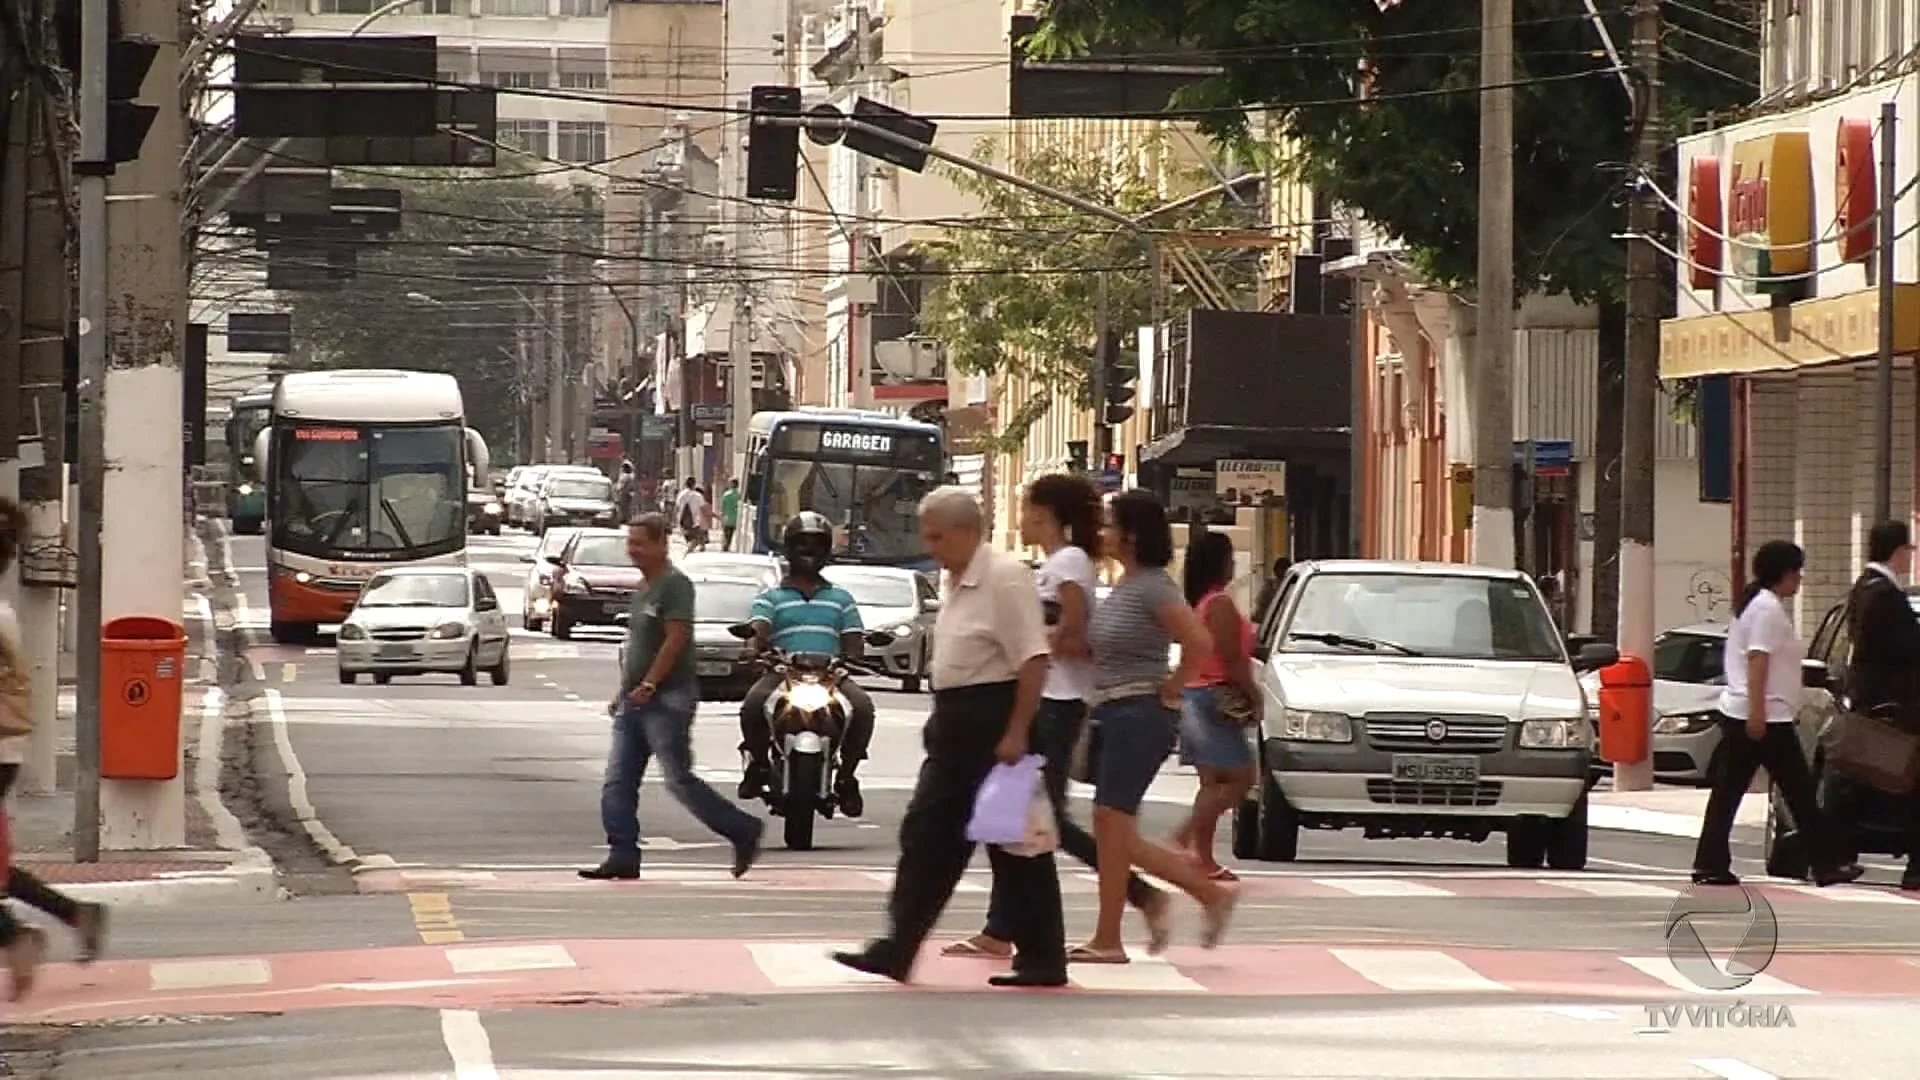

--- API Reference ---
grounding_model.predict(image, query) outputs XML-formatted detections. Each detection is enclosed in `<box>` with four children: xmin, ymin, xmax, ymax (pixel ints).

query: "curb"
<box><xmin>1589</xmin><ymin>799</ymin><xmax>1767</xmax><ymax>839</ymax></box>
<box><xmin>53</xmin><ymin>849</ymin><xmax>280</xmax><ymax>907</ymax></box>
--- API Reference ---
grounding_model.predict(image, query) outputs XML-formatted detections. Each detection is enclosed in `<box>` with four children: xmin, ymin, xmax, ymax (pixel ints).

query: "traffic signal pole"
<box><xmin>75</xmin><ymin>0</ymin><xmax>111</xmax><ymax>862</ymax></box>
<box><xmin>1093</xmin><ymin>269</ymin><xmax>1112</xmax><ymax>460</ymax></box>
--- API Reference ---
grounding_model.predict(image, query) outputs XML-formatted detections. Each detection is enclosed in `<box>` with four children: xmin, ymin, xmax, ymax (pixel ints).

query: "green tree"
<box><xmin>281</xmin><ymin>165</ymin><xmax>599</xmax><ymax>457</ymax></box>
<box><xmin>1036</xmin><ymin>0</ymin><xmax>1758</xmax><ymax>303</ymax></box>
<box><xmin>917</xmin><ymin>137</ymin><xmax>1261</xmax><ymax>448</ymax></box>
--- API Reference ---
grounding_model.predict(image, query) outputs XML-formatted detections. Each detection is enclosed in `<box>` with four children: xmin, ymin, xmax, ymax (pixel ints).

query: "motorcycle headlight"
<box><xmin>1520</xmin><ymin>718</ymin><xmax>1587</xmax><ymax>749</ymax></box>
<box><xmin>484</xmin><ymin>501</ymin><xmax>502</xmax><ymax>514</ymax></box>
<box><xmin>337</xmin><ymin>624</ymin><xmax>366</xmax><ymax>641</ymax></box>
<box><xmin>1652</xmin><ymin>711</ymin><xmax>1717</xmax><ymax>736</ymax></box>
<box><xmin>787</xmin><ymin>682</ymin><xmax>833</xmax><ymax>712</ymax></box>
<box><xmin>429</xmin><ymin>622</ymin><xmax>467</xmax><ymax>640</ymax></box>
<box><xmin>236</xmin><ymin>483</ymin><xmax>254</xmax><ymax>495</ymax></box>
<box><xmin>1279</xmin><ymin>709</ymin><xmax>1351</xmax><ymax>743</ymax></box>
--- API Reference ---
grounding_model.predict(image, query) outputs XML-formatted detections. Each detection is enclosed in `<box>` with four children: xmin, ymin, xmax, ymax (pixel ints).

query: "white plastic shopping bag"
<box><xmin>966</xmin><ymin>754</ymin><xmax>1045</xmax><ymax>846</ymax></box>
<box><xmin>1001</xmin><ymin>777</ymin><xmax>1059</xmax><ymax>858</ymax></box>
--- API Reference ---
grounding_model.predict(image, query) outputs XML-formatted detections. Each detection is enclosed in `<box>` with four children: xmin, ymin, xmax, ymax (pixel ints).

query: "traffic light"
<box><xmin>745</xmin><ymin>85</ymin><xmax>802</xmax><ymax>201</ymax></box>
<box><xmin>1099</xmin><ymin>331</ymin><xmax>1136</xmax><ymax>426</ymax></box>
<box><xmin>58</xmin><ymin>0</ymin><xmax>159</xmax><ymax>167</ymax></box>
<box><xmin>1066</xmin><ymin>440</ymin><xmax>1088</xmax><ymax>472</ymax></box>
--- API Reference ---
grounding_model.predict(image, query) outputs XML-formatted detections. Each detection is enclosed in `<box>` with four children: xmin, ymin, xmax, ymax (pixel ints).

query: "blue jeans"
<box><xmin>601</xmin><ymin>688</ymin><xmax>759</xmax><ymax>861</ymax></box>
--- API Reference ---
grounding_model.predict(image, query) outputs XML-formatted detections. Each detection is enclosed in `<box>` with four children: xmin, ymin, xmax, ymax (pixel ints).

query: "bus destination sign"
<box><xmin>294</xmin><ymin>427</ymin><xmax>359</xmax><ymax>441</ymax></box>
<box><xmin>820</xmin><ymin>430</ymin><xmax>893</xmax><ymax>454</ymax></box>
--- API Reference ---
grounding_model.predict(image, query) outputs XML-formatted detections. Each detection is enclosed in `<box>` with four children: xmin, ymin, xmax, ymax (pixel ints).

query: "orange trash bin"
<box><xmin>1597</xmin><ymin>653</ymin><xmax>1653</xmax><ymax>766</ymax></box>
<box><xmin>101</xmin><ymin>615</ymin><xmax>187</xmax><ymax>781</ymax></box>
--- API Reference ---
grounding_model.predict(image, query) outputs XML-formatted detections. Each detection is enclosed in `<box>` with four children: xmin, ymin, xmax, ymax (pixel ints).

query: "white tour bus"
<box><xmin>254</xmin><ymin>369</ymin><xmax>488</xmax><ymax>643</ymax></box>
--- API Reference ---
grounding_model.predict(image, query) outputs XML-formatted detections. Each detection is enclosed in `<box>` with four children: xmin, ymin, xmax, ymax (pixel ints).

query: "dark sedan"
<box><xmin>545</xmin><ymin>529</ymin><xmax>639</xmax><ymax>639</ymax></box>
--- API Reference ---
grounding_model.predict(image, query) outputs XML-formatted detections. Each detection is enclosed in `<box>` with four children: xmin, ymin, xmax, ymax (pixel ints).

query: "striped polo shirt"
<box><xmin>749</xmin><ymin>580</ymin><xmax>864</xmax><ymax>655</ymax></box>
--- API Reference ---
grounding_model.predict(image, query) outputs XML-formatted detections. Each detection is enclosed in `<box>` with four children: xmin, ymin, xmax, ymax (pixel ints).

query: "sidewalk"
<box><xmin>1589</xmin><ymin>786</ymin><xmax>1766</xmax><ymax>839</ymax></box>
<box><xmin>4</xmin><ymin>520</ymin><xmax>277</xmax><ymax>907</ymax></box>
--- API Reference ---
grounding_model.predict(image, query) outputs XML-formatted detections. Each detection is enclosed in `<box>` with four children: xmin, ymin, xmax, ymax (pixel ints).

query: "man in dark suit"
<box><xmin>1841</xmin><ymin>520</ymin><xmax>1920</xmax><ymax>889</ymax></box>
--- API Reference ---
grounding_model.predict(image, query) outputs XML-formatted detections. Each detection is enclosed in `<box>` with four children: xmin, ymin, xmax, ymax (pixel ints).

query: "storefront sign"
<box><xmin>1686</xmin><ymin>157</ymin><xmax>1722</xmax><ymax>289</ymax></box>
<box><xmin>1215</xmin><ymin>459</ymin><xmax>1285</xmax><ymax>506</ymax></box>
<box><xmin>1727</xmin><ymin>131</ymin><xmax>1812</xmax><ymax>289</ymax></box>
<box><xmin>1835</xmin><ymin>118</ymin><xmax>1877</xmax><ymax>263</ymax></box>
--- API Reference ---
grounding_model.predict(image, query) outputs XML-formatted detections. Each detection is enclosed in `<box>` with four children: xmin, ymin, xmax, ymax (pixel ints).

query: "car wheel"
<box><xmin>1545</xmin><ymin>792</ymin><xmax>1589</xmax><ymax>871</ymax></box>
<box><xmin>337</xmin><ymin>669</ymin><xmax>356</xmax><ymax>685</ymax></box>
<box><xmin>1763</xmin><ymin>782</ymin><xmax>1812</xmax><ymax>880</ymax></box>
<box><xmin>1505</xmin><ymin>819</ymin><xmax>1551</xmax><ymax>869</ymax></box>
<box><xmin>524</xmin><ymin>610</ymin><xmax>543</xmax><ymax>632</ymax></box>
<box><xmin>459</xmin><ymin>642</ymin><xmax>480</xmax><ymax>686</ymax></box>
<box><xmin>490</xmin><ymin>642</ymin><xmax>511</xmax><ymax>686</ymax></box>
<box><xmin>373</xmin><ymin>673</ymin><xmax>392</xmax><ymax>686</ymax></box>
<box><xmin>1253</xmin><ymin>773</ymin><xmax>1299</xmax><ymax>861</ymax></box>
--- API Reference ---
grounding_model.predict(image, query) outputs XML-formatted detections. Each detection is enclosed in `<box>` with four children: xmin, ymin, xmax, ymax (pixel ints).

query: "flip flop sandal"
<box><xmin>941</xmin><ymin>938</ymin><xmax>1011</xmax><ymax>958</ymax></box>
<box><xmin>1201</xmin><ymin>886</ymin><xmax>1241</xmax><ymax>950</ymax></box>
<box><xmin>1067</xmin><ymin>945</ymin><xmax>1130</xmax><ymax>964</ymax></box>
<box><xmin>1141</xmin><ymin>899</ymin><xmax>1173</xmax><ymax>957</ymax></box>
<box><xmin>1206</xmin><ymin>866</ymin><xmax>1240</xmax><ymax>882</ymax></box>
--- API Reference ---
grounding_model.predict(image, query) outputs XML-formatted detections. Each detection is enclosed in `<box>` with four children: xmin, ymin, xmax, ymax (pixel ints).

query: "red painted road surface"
<box><xmin>11</xmin><ymin>939</ymin><xmax>1920</xmax><ymax>1023</ymax></box>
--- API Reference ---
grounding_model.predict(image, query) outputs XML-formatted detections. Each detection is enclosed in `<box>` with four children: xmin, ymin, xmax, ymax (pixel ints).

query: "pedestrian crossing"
<box><xmin>13</xmin><ymin>937</ymin><xmax>1920</xmax><ymax>1024</ymax></box>
<box><xmin>349</xmin><ymin>863</ymin><xmax>1920</xmax><ymax>907</ymax></box>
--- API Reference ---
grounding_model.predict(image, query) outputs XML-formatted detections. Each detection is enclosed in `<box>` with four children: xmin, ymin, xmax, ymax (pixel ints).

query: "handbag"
<box><xmin>1826</xmin><ymin>706</ymin><xmax>1920</xmax><ymax>795</ymax></box>
<box><xmin>1210</xmin><ymin>683</ymin><xmax>1258</xmax><ymax>726</ymax></box>
<box><xmin>0</xmin><ymin>636</ymin><xmax>31</xmax><ymax>739</ymax></box>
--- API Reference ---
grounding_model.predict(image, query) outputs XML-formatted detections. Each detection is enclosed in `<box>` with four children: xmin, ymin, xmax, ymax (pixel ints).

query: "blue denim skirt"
<box><xmin>1090</xmin><ymin>695</ymin><xmax>1178</xmax><ymax>814</ymax></box>
<box><xmin>1180</xmin><ymin>687</ymin><xmax>1255</xmax><ymax>770</ymax></box>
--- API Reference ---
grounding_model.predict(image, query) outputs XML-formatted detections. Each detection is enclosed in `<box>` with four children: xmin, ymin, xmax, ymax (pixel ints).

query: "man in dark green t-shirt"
<box><xmin>581</xmin><ymin>513</ymin><xmax>763</xmax><ymax>882</ymax></box>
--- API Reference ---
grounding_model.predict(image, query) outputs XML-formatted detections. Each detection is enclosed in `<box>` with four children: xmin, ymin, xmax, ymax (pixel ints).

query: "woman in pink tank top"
<box><xmin>1170</xmin><ymin>532</ymin><xmax>1260</xmax><ymax>880</ymax></box>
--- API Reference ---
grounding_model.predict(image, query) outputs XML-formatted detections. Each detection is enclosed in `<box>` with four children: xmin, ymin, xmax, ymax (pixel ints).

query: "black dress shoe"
<box><xmin>578</xmin><ymin>860</ymin><xmax>640</xmax><ymax>881</ymax></box>
<box><xmin>1900</xmin><ymin>873</ymin><xmax>1920</xmax><ymax>892</ymax></box>
<box><xmin>830</xmin><ymin>947</ymin><xmax>908</xmax><ymax>983</ymax></box>
<box><xmin>1691</xmin><ymin>870</ymin><xmax>1741</xmax><ymax>886</ymax></box>
<box><xmin>732</xmin><ymin>820</ymin><xmax>765</xmax><ymax>879</ymax></box>
<box><xmin>835</xmin><ymin>774</ymin><xmax>865</xmax><ymax>818</ymax></box>
<box><xmin>1812</xmin><ymin>862</ymin><xmax>1866</xmax><ymax>887</ymax></box>
<box><xmin>988</xmin><ymin>969</ymin><xmax>1068</xmax><ymax>988</ymax></box>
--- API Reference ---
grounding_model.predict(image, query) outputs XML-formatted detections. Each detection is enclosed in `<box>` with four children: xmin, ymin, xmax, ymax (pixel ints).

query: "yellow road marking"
<box><xmin>408</xmin><ymin>892</ymin><xmax>465</xmax><ymax>945</ymax></box>
<box><xmin>282</xmin><ymin>662</ymin><xmax>297</xmax><ymax>683</ymax></box>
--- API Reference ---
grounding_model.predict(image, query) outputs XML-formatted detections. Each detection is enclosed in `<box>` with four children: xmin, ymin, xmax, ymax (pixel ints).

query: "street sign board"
<box><xmin>227</xmin><ymin>312</ymin><xmax>293</xmax><ymax>354</ymax></box>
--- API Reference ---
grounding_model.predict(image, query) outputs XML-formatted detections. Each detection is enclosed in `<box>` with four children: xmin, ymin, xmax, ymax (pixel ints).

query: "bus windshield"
<box><xmin>763</xmin><ymin>459</ymin><xmax>935</xmax><ymax>563</ymax></box>
<box><xmin>273</xmin><ymin>424</ymin><xmax>466</xmax><ymax>557</ymax></box>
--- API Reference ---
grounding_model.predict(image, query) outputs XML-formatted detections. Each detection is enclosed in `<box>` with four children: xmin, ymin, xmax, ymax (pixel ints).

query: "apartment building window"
<box><xmin>474</xmin><ymin>0</ymin><xmax>546</xmax><ymax>16</ymax></box>
<box><xmin>557</xmin><ymin>0</ymin><xmax>606</xmax><ymax>15</ymax></box>
<box><xmin>557</xmin><ymin>48</ymin><xmax>608</xmax><ymax>90</ymax></box>
<box><xmin>485</xmin><ymin>69</ymin><xmax>547</xmax><ymax>88</ymax></box>
<box><xmin>555</xmin><ymin>121</ymin><xmax>607</xmax><ymax>164</ymax></box>
<box><xmin>260</xmin><ymin>0</ymin><xmax>308</xmax><ymax>13</ymax></box>
<box><xmin>317</xmin><ymin>0</ymin><xmax>454</xmax><ymax>10</ymax></box>
<box><xmin>498</xmin><ymin>119</ymin><xmax>551</xmax><ymax>159</ymax></box>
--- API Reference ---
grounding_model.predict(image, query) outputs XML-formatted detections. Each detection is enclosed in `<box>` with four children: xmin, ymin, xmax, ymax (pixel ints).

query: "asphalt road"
<box><xmin>7</xmin><ymin>526</ymin><xmax>1920</xmax><ymax>1078</ymax></box>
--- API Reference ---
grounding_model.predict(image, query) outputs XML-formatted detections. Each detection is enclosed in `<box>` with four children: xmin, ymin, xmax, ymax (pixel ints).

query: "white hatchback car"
<box><xmin>337</xmin><ymin>567</ymin><xmax>511</xmax><ymax>686</ymax></box>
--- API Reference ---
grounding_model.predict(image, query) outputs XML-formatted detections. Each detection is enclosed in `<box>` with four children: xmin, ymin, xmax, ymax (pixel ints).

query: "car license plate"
<box><xmin>377</xmin><ymin>644</ymin><xmax>413</xmax><ymax>660</ymax></box>
<box><xmin>698</xmin><ymin>661</ymin><xmax>732</xmax><ymax>677</ymax></box>
<box><xmin>604</xmin><ymin>601</ymin><xmax>625</xmax><ymax>617</ymax></box>
<box><xmin>1391</xmin><ymin>755</ymin><xmax>1480</xmax><ymax>784</ymax></box>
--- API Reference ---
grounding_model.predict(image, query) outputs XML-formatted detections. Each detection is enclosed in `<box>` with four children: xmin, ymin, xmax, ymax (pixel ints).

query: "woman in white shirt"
<box><xmin>942</xmin><ymin>474</ymin><xmax>1172</xmax><ymax>959</ymax></box>
<box><xmin>1690</xmin><ymin>540</ymin><xmax>1863</xmax><ymax>888</ymax></box>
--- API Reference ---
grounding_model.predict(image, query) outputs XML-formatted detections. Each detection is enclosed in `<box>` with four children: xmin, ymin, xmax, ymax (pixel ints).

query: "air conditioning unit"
<box><xmin>872</xmin><ymin>337</ymin><xmax>944</xmax><ymax>383</ymax></box>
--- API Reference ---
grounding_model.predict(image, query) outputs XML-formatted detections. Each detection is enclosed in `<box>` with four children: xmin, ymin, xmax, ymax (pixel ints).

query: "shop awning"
<box><xmin>1660</xmin><ymin>285</ymin><xmax>1920</xmax><ymax>378</ymax></box>
<box><xmin>1139</xmin><ymin>423</ymin><xmax>1350</xmax><ymax>467</ymax></box>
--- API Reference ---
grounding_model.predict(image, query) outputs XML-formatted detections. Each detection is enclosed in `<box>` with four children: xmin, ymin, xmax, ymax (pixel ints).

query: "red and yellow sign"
<box><xmin>1835</xmin><ymin>118</ymin><xmax>1877</xmax><ymax>263</ymax></box>
<box><xmin>1686</xmin><ymin>157</ymin><xmax>1723</xmax><ymax>289</ymax></box>
<box><xmin>1727</xmin><ymin>131</ymin><xmax>1812</xmax><ymax>280</ymax></box>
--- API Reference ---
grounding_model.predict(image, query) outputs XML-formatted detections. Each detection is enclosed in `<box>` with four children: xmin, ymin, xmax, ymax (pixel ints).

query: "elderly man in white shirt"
<box><xmin>831</xmin><ymin>487</ymin><xmax>1066</xmax><ymax>988</ymax></box>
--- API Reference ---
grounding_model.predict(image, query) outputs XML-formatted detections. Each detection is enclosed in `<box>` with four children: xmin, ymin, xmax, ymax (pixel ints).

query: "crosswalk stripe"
<box><xmin>446</xmin><ymin>944</ymin><xmax>577</xmax><ymax>974</ymax></box>
<box><xmin>1546</xmin><ymin>879</ymin><xmax>1681</xmax><ymax>899</ymax></box>
<box><xmin>747</xmin><ymin>942</ymin><xmax>886</xmax><ymax>988</ymax></box>
<box><xmin>1316</xmin><ymin>878</ymin><xmax>1453</xmax><ymax>898</ymax></box>
<box><xmin>1330</xmin><ymin>948</ymin><xmax>1511</xmax><ymax>993</ymax></box>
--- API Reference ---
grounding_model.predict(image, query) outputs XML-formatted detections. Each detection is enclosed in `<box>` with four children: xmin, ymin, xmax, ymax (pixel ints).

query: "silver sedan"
<box><xmin>827</xmin><ymin>565</ymin><xmax>939</xmax><ymax>692</ymax></box>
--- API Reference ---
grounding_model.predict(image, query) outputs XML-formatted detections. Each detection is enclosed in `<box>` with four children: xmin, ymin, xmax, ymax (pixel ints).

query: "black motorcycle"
<box><xmin>726</xmin><ymin>624</ymin><xmax>893</xmax><ymax>850</ymax></box>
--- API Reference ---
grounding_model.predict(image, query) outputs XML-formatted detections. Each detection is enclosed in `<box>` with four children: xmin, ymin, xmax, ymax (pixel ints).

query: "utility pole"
<box><xmin>1470</xmin><ymin>0</ymin><xmax>1517</xmax><ymax>569</ymax></box>
<box><xmin>1615</xmin><ymin>0</ymin><xmax>1663</xmax><ymax>792</ymax></box>
<box><xmin>76</xmin><ymin>0</ymin><xmax>113</xmax><ymax>861</ymax></box>
<box><xmin>544</xmin><ymin>280</ymin><xmax>565</xmax><ymax>463</ymax></box>
<box><xmin>727</xmin><ymin>202</ymin><xmax>755</xmax><ymax>491</ymax></box>
<box><xmin>2</xmin><ymin>58</ymin><xmax>26</xmax><ymax>556</ymax></box>
<box><xmin>1874</xmin><ymin>100</ymin><xmax>1897</xmax><ymax>523</ymax></box>
<box><xmin>1092</xmin><ymin>270</ymin><xmax>1112</xmax><ymax>461</ymax></box>
<box><xmin>570</xmin><ymin>186</ymin><xmax>596</xmax><ymax>466</ymax></box>
<box><xmin>19</xmin><ymin>78</ymin><xmax>70</xmax><ymax>796</ymax></box>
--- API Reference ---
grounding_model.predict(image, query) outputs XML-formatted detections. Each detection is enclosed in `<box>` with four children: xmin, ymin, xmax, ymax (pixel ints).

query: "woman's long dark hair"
<box><xmin>1182</xmin><ymin>531</ymin><xmax>1234</xmax><ymax>606</ymax></box>
<box><xmin>0</xmin><ymin>494</ymin><xmax>21</xmax><ymax>577</ymax></box>
<box><xmin>1734</xmin><ymin>540</ymin><xmax>1805</xmax><ymax>616</ymax></box>
<box><xmin>1026</xmin><ymin>472</ymin><xmax>1103</xmax><ymax>559</ymax></box>
<box><xmin>1110</xmin><ymin>489</ymin><xmax>1174</xmax><ymax>568</ymax></box>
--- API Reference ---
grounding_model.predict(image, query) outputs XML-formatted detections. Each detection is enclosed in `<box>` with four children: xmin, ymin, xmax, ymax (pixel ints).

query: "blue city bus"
<box><xmin>734</xmin><ymin>408</ymin><xmax>945</xmax><ymax>573</ymax></box>
<box><xmin>223</xmin><ymin>381</ymin><xmax>276</xmax><ymax>534</ymax></box>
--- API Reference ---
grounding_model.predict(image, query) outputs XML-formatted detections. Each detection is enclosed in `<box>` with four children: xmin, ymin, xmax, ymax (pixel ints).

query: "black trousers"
<box><xmin>740</xmin><ymin>672</ymin><xmax>875</xmax><ymax>768</ymax></box>
<box><xmin>1821</xmin><ymin>769</ymin><xmax>1920</xmax><ymax>876</ymax></box>
<box><xmin>1693</xmin><ymin>713</ymin><xmax>1839</xmax><ymax>875</ymax></box>
<box><xmin>0</xmin><ymin>763</ymin><xmax>82</xmax><ymax>948</ymax></box>
<box><xmin>982</xmin><ymin>698</ymin><xmax>1153</xmax><ymax>940</ymax></box>
<box><xmin>871</xmin><ymin>681</ymin><xmax>1064</xmax><ymax>979</ymax></box>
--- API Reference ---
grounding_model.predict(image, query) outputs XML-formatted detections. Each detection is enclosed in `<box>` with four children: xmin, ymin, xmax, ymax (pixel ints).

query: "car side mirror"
<box><xmin>518</xmin><ymin>554</ymin><xmax>533</xmax><ymax>563</ymax></box>
<box><xmin>544</xmin><ymin>555</ymin><xmax>563</xmax><ymax>566</ymax></box>
<box><xmin>475</xmin><ymin>597</ymin><xmax>497</xmax><ymax>611</ymax></box>
<box><xmin>1565</xmin><ymin>633</ymin><xmax>1600</xmax><ymax>653</ymax></box>
<box><xmin>922</xmin><ymin>599</ymin><xmax>940</xmax><ymax>613</ymax></box>
<box><xmin>1572</xmin><ymin>642</ymin><xmax>1620</xmax><ymax>673</ymax></box>
<box><xmin>727</xmin><ymin>622</ymin><xmax>755</xmax><ymax>640</ymax></box>
<box><xmin>1802</xmin><ymin>659</ymin><xmax>1836</xmax><ymax>690</ymax></box>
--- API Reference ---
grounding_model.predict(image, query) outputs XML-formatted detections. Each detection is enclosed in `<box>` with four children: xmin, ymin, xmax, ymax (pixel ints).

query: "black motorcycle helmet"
<box><xmin>782</xmin><ymin>512</ymin><xmax>835</xmax><ymax>575</ymax></box>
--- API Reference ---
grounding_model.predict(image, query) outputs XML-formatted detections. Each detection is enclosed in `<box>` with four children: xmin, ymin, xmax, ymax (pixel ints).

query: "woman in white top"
<box><xmin>942</xmin><ymin>474</ymin><xmax>1171</xmax><ymax>959</ymax></box>
<box><xmin>1690</xmin><ymin>540</ymin><xmax>1862</xmax><ymax>887</ymax></box>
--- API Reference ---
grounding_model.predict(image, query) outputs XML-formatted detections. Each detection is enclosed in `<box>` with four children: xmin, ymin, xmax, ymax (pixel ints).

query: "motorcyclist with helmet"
<box><xmin>738</xmin><ymin>512</ymin><xmax>876</xmax><ymax>816</ymax></box>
